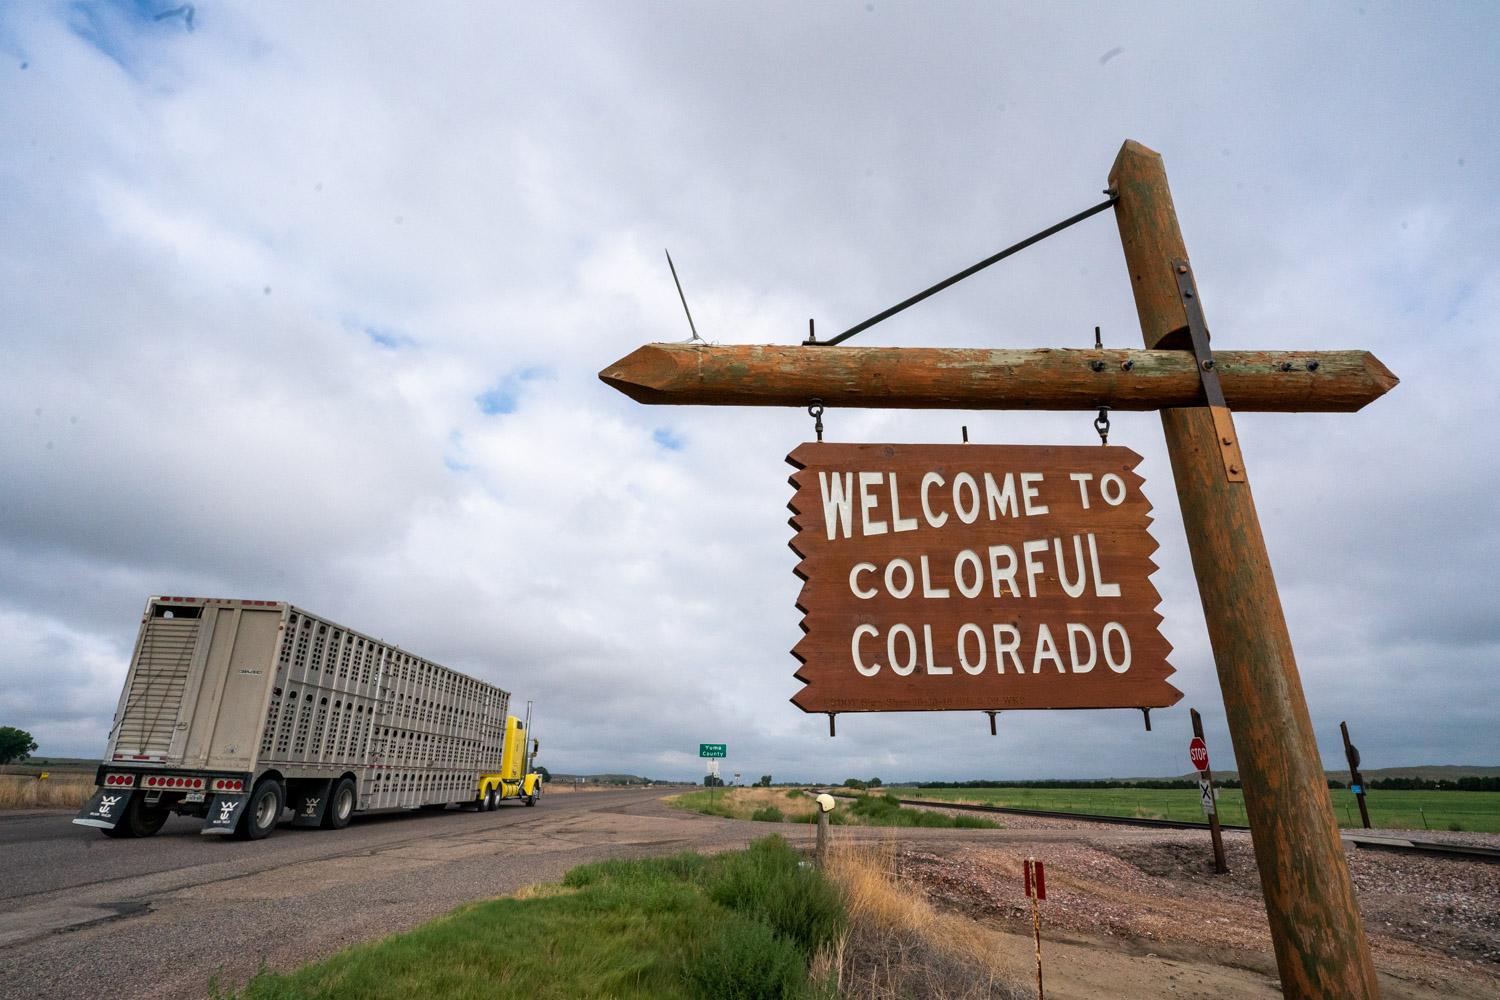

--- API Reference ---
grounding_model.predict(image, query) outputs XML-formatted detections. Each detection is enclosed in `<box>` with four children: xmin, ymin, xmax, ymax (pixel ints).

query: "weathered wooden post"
<box><xmin>1190</xmin><ymin>708</ymin><xmax>1229</xmax><ymax>874</ymax></box>
<box><xmin>814</xmin><ymin>792</ymin><xmax>835</xmax><ymax>868</ymax></box>
<box><xmin>1341</xmin><ymin>721</ymin><xmax>1372</xmax><ymax>829</ymax></box>
<box><xmin>1110</xmin><ymin>140</ymin><xmax>1381</xmax><ymax>997</ymax></box>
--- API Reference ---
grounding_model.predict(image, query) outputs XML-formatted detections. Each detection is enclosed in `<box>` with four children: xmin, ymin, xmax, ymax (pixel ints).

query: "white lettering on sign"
<box><xmin>789</xmin><ymin>443</ymin><xmax>1177</xmax><ymax>715</ymax></box>
<box><xmin>844</xmin><ymin>536</ymin><xmax>1120</xmax><ymax>602</ymax></box>
<box><xmin>839</xmin><ymin>620</ymin><xmax>1134</xmax><ymax>677</ymax></box>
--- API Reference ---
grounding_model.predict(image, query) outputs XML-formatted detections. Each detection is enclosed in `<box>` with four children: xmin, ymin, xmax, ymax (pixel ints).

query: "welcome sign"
<box><xmin>787</xmin><ymin>443</ymin><xmax>1179</xmax><ymax>714</ymax></box>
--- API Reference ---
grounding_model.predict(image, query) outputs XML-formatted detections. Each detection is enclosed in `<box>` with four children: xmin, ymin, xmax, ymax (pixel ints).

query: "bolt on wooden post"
<box><xmin>1111</xmin><ymin>140</ymin><xmax>1381</xmax><ymax>997</ymax></box>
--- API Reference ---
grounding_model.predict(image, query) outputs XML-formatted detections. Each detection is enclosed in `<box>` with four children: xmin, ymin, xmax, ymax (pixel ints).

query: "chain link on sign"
<box><xmin>808</xmin><ymin>399</ymin><xmax>825</xmax><ymax>442</ymax></box>
<box><xmin>1094</xmin><ymin>405</ymin><xmax>1110</xmax><ymax>445</ymax></box>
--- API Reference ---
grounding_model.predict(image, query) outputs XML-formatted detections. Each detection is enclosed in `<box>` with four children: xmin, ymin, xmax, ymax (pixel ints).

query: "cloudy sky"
<box><xmin>2</xmin><ymin>2</ymin><xmax>1495</xmax><ymax>783</ymax></box>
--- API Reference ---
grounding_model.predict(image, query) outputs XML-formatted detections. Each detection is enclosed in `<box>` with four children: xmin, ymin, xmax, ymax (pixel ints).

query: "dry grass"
<box><xmin>0</xmin><ymin>773</ymin><xmax>93</xmax><ymax>809</ymax></box>
<box><xmin>817</xmin><ymin>840</ymin><xmax>1027</xmax><ymax>1000</ymax></box>
<box><xmin>667</xmin><ymin>786</ymin><xmax>825</xmax><ymax>822</ymax></box>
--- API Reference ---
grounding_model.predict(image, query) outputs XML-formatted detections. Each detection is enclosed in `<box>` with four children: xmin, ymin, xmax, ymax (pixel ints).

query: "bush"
<box><xmin>751</xmin><ymin>806</ymin><xmax>785</xmax><ymax>823</ymax></box>
<box><xmin>785</xmin><ymin>789</ymin><xmax>806</xmax><ymax>799</ymax></box>
<box><xmin>683</xmin><ymin>916</ymin><xmax>807</xmax><ymax>1000</ymax></box>
<box><xmin>706</xmin><ymin>837</ymin><xmax>845</xmax><ymax>959</ymax></box>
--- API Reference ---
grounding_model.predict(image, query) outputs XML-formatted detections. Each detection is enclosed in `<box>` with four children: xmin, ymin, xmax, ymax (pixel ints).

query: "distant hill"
<box><xmin>0</xmin><ymin>757</ymin><xmax>98</xmax><ymax>774</ymax></box>
<box><xmin>899</xmin><ymin>765</ymin><xmax>1500</xmax><ymax>787</ymax></box>
<box><xmin>1172</xmin><ymin>765</ymin><xmax>1500</xmax><ymax>784</ymax></box>
<box><xmin>549</xmin><ymin>772</ymin><xmax>657</xmax><ymax>785</ymax></box>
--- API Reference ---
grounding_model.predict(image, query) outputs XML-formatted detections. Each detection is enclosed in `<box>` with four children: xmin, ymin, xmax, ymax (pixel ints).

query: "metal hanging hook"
<box><xmin>808</xmin><ymin>398</ymin><xmax>825</xmax><ymax>442</ymax></box>
<box><xmin>1094</xmin><ymin>406</ymin><xmax>1110</xmax><ymax>445</ymax></box>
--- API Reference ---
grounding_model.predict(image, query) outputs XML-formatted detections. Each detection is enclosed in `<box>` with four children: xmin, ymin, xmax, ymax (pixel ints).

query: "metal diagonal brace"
<box><xmin>1173</xmin><ymin>259</ymin><xmax>1246</xmax><ymax>483</ymax></box>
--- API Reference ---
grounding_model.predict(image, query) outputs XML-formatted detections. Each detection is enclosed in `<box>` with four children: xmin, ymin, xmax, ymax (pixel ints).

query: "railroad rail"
<box><xmin>824</xmin><ymin>792</ymin><xmax>1500</xmax><ymax>861</ymax></box>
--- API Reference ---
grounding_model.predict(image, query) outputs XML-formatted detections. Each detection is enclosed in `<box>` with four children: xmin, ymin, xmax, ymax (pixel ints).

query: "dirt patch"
<box><xmin>894</xmin><ymin>832</ymin><xmax>1500</xmax><ymax>998</ymax></box>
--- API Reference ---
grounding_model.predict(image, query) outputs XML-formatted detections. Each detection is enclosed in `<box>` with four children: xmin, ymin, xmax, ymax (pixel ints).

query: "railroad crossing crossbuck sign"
<box><xmin>601</xmin><ymin>140</ymin><xmax>1398</xmax><ymax>997</ymax></box>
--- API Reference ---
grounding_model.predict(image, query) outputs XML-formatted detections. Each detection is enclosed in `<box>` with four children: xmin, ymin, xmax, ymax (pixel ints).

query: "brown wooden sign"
<box><xmin>787</xmin><ymin>442</ymin><xmax>1179</xmax><ymax>713</ymax></box>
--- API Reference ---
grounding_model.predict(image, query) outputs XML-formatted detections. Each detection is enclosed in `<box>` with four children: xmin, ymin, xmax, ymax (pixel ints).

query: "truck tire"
<box><xmin>101</xmin><ymin>795</ymin><xmax>170</xmax><ymax>838</ymax></box>
<box><xmin>321</xmin><ymin>778</ymin><xmax>356</xmax><ymax>830</ymax></box>
<box><xmin>484</xmin><ymin>789</ymin><xmax>498</xmax><ymax>811</ymax></box>
<box><xmin>524</xmin><ymin>787</ymin><xmax>538</xmax><ymax>807</ymax></box>
<box><xmin>236</xmin><ymin>780</ymin><xmax>283</xmax><ymax>840</ymax></box>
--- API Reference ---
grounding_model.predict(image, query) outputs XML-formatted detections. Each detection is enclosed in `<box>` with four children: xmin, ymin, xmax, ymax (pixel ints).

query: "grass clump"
<box><xmin>223</xmin><ymin>837</ymin><xmax>838</xmax><ymax>1000</ymax></box>
<box><xmin>820</xmin><ymin>843</ymin><xmax>1028</xmax><ymax>999</ymax></box>
<box><xmin>785</xmin><ymin>788</ymin><xmax>806</xmax><ymax>799</ymax></box>
<box><xmin>846</xmin><ymin>793</ymin><xmax>1000</xmax><ymax>830</ymax></box>
<box><xmin>674</xmin><ymin>788</ymin><xmax>997</xmax><ymax>830</ymax></box>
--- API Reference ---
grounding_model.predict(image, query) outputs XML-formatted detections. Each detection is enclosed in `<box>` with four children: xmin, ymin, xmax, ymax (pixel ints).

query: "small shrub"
<box><xmin>683</xmin><ymin>917</ymin><xmax>806</xmax><ymax>1000</ymax></box>
<box><xmin>1448</xmin><ymin>822</ymin><xmax>1464</xmax><ymax>832</ymax></box>
<box><xmin>952</xmin><ymin>813</ymin><xmax>1000</xmax><ymax>830</ymax></box>
<box><xmin>785</xmin><ymin>789</ymin><xmax>806</xmax><ymax>799</ymax></box>
<box><xmin>751</xmin><ymin>806</ymin><xmax>784</xmax><ymax>823</ymax></box>
<box><xmin>706</xmin><ymin>837</ymin><xmax>845</xmax><ymax>959</ymax></box>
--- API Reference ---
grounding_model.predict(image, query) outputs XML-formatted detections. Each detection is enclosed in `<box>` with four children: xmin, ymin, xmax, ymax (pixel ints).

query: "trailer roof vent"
<box><xmin>152</xmin><ymin>604</ymin><xmax>203</xmax><ymax>619</ymax></box>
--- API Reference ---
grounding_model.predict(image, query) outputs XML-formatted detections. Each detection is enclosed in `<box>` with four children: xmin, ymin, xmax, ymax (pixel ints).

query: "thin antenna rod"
<box><xmin>665</xmin><ymin>249</ymin><xmax>701</xmax><ymax>342</ymax></box>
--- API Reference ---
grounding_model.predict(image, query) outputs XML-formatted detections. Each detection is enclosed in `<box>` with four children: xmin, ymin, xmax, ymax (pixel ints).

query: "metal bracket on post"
<box><xmin>986</xmin><ymin>710</ymin><xmax>1000</xmax><ymax>735</ymax></box>
<box><xmin>1172</xmin><ymin>259</ymin><xmax>1246</xmax><ymax>483</ymax></box>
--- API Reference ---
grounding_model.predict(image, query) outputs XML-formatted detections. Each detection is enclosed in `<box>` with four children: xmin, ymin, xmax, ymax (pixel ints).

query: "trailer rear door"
<box><xmin>110</xmin><ymin>606</ymin><xmax>208</xmax><ymax>761</ymax></box>
<box><xmin>182</xmin><ymin>605</ymin><xmax>283</xmax><ymax>772</ymax></box>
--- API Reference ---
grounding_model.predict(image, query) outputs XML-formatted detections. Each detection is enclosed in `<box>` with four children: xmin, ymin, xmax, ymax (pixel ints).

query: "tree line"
<box><xmin>913</xmin><ymin>776</ymin><xmax>1500</xmax><ymax>792</ymax></box>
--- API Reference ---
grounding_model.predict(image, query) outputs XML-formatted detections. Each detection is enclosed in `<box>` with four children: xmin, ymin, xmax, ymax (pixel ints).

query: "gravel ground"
<box><xmin>895</xmin><ymin>825</ymin><xmax>1500</xmax><ymax>997</ymax></box>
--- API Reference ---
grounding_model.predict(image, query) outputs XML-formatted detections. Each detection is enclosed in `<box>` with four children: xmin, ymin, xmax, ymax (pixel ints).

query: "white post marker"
<box><xmin>814</xmin><ymin>793</ymin><xmax>836</xmax><ymax>868</ymax></box>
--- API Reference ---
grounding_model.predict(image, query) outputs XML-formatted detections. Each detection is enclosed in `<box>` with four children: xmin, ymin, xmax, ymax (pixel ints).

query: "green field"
<box><xmin>885</xmin><ymin>786</ymin><xmax>1500</xmax><ymax>833</ymax></box>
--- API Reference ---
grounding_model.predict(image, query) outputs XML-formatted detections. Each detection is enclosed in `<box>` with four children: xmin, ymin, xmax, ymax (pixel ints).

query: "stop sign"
<box><xmin>1189</xmin><ymin>736</ymin><xmax>1210</xmax><ymax>772</ymax></box>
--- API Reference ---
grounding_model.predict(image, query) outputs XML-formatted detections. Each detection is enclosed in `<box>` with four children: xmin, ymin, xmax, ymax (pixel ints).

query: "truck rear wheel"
<box><xmin>321</xmin><ymin>778</ymin><xmax>356</xmax><ymax>830</ymax></box>
<box><xmin>484</xmin><ymin>789</ymin><xmax>498</xmax><ymax>811</ymax></box>
<box><xmin>101</xmin><ymin>795</ymin><xmax>170</xmax><ymax>838</ymax></box>
<box><xmin>235</xmin><ymin>780</ymin><xmax>283</xmax><ymax>840</ymax></box>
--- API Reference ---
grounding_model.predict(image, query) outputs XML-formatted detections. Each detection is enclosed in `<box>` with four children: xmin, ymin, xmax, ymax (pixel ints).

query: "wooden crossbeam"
<box><xmin>599</xmin><ymin>343</ymin><xmax>1396</xmax><ymax>412</ymax></box>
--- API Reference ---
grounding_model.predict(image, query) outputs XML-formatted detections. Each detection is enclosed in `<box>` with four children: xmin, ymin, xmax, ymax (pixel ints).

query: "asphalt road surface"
<box><xmin>0</xmin><ymin>788</ymin><xmax>774</xmax><ymax>1000</ymax></box>
<box><xmin>0</xmin><ymin>788</ymin><xmax>1175</xmax><ymax>1000</ymax></box>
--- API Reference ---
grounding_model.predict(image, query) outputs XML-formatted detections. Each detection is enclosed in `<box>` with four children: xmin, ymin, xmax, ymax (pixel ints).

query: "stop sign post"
<box><xmin>1190</xmin><ymin>709</ymin><xmax>1228</xmax><ymax>875</ymax></box>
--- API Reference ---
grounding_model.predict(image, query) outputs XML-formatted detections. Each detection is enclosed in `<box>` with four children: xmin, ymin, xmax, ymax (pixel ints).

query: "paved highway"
<box><xmin>0</xmin><ymin>788</ymin><xmax>1164</xmax><ymax>1000</ymax></box>
<box><xmin>0</xmin><ymin>788</ymin><xmax>760</xmax><ymax>1000</ymax></box>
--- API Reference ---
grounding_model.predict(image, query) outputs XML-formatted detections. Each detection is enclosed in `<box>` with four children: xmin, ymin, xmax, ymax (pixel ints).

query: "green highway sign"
<box><xmin>699</xmin><ymin>743</ymin><xmax>726</xmax><ymax>758</ymax></box>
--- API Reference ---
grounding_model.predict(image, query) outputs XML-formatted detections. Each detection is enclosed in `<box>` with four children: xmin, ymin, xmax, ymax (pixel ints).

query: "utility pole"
<box><xmin>1111</xmin><ymin>140</ymin><xmax>1380</xmax><ymax>996</ymax></box>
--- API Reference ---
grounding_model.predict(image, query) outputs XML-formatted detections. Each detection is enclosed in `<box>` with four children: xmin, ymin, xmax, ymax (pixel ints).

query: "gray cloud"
<box><xmin>1</xmin><ymin>3</ymin><xmax>1496</xmax><ymax>783</ymax></box>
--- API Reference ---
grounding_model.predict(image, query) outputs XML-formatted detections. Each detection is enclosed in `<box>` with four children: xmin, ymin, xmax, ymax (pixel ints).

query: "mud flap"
<box><xmin>291</xmin><ymin>780</ymin><xmax>333</xmax><ymax>828</ymax></box>
<box><xmin>73</xmin><ymin>788</ymin><xmax>135</xmax><ymax>829</ymax></box>
<box><xmin>202</xmin><ymin>793</ymin><xmax>248</xmax><ymax>835</ymax></box>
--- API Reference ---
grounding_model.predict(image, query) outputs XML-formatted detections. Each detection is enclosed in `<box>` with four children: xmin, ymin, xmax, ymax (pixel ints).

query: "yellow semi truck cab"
<box><xmin>475</xmin><ymin>715</ymin><xmax>543</xmax><ymax>809</ymax></box>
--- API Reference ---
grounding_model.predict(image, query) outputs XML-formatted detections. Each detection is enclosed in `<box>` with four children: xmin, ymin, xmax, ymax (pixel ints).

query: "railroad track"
<box><xmin>825</xmin><ymin>792</ymin><xmax>1500</xmax><ymax>862</ymax></box>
